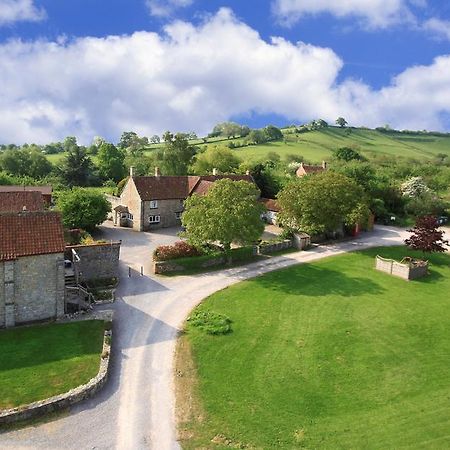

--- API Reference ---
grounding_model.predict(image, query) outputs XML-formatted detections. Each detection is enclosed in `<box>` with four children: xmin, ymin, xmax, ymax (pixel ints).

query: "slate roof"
<box><xmin>0</xmin><ymin>191</ymin><xmax>45</xmax><ymax>212</ymax></box>
<box><xmin>132</xmin><ymin>174</ymin><xmax>255</xmax><ymax>200</ymax></box>
<box><xmin>0</xmin><ymin>185</ymin><xmax>52</xmax><ymax>195</ymax></box>
<box><xmin>0</xmin><ymin>211</ymin><xmax>65</xmax><ymax>262</ymax></box>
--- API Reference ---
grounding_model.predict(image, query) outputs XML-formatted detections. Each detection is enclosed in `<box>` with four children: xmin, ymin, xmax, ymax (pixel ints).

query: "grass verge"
<box><xmin>0</xmin><ymin>320</ymin><xmax>105</xmax><ymax>409</ymax></box>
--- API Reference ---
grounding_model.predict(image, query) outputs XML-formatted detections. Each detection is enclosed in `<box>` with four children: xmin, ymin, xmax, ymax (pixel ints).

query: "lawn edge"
<box><xmin>0</xmin><ymin>319</ymin><xmax>112</xmax><ymax>426</ymax></box>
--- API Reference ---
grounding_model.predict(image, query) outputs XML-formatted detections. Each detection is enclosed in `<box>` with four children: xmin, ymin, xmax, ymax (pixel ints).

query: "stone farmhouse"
<box><xmin>0</xmin><ymin>191</ymin><xmax>45</xmax><ymax>213</ymax></box>
<box><xmin>0</xmin><ymin>185</ymin><xmax>53</xmax><ymax>205</ymax></box>
<box><xmin>0</xmin><ymin>211</ymin><xmax>65</xmax><ymax>328</ymax></box>
<box><xmin>260</xmin><ymin>198</ymin><xmax>280</xmax><ymax>225</ymax></box>
<box><xmin>109</xmin><ymin>168</ymin><xmax>255</xmax><ymax>231</ymax></box>
<box><xmin>296</xmin><ymin>161</ymin><xmax>327</xmax><ymax>177</ymax></box>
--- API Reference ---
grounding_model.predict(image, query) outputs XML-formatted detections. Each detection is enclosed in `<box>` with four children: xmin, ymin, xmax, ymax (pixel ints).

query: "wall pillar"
<box><xmin>56</xmin><ymin>257</ymin><xmax>66</xmax><ymax>318</ymax></box>
<box><xmin>4</xmin><ymin>261</ymin><xmax>15</xmax><ymax>327</ymax></box>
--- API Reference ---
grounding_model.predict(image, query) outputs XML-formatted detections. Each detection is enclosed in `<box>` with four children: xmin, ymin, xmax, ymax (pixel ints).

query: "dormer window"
<box><xmin>149</xmin><ymin>200</ymin><xmax>158</xmax><ymax>209</ymax></box>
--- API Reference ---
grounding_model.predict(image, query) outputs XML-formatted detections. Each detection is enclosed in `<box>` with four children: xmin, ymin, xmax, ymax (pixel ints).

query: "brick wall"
<box><xmin>66</xmin><ymin>242</ymin><xmax>121</xmax><ymax>282</ymax></box>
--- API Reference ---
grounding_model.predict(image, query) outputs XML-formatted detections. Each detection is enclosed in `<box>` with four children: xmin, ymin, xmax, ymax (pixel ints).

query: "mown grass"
<box><xmin>177</xmin><ymin>247</ymin><xmax>450</xmax><ymax>449</ymax></box>
<box><xmin>0</xmin><ymin>320</ymin><xmax>105</xmax><ymax>409</ymax></box>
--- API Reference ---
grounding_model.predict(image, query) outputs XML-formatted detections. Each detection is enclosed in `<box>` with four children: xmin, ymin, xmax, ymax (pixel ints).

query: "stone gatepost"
<box><xmin>4</xmin><ymin>260</ymin><xmax>15</xmax><ymax>328</ymax></box>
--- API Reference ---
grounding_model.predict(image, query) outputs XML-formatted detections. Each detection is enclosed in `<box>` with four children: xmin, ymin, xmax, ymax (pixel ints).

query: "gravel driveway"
<box><xmin>0</xmin><ymin>225</ymin><xmax>409</xmax><ymax>449</ymax></box>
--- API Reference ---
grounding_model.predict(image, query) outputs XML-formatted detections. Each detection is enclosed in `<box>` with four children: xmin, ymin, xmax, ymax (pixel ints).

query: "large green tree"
<box><xmin>158</xmin><ymin>132</ymin><xmax>197</xmax><ymax>175</ymax></box>
<box><xmin>0</xmin><ymin>147</ymin><xmax>52</xmax><ymax>179</ymax></box>
<box><xmin>191</xmin><ymin>146</ymin><xmax>241</xmax><ymax>174</ymax></box>
<box><xmin>277</xmin><ymin>171</ymin><xmax>369</xmax><ymax>235</ymax></box>
<box><xmin>57</xmin><ymin>188</ymin><xmax>111</xmax><ymax>231</ymax></box>
<box><xmin>97</xmin><ymin>142</ymin><xmax>126</xmax><ymax>182</ymax></box>
<box><xmin>182</xmin><ymin>179</ymin><xmax>264</xmax><ymax>251</ymax></box>
<box><xmin>59</xmin><ymin>146</ymin><xmax>95</xmax><ymax>186</ymax></box>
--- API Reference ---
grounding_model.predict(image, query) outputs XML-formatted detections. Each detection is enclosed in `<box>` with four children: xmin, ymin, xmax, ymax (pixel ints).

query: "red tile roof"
<box><xmin>296</xmin><ymin>163</ymin><xmax>326</xmax><ymax>177</ymax></box>
<box><xmin>0</xmin><ymin>191</ymin><xmax>45</xmax><ymax>212</ymax></box>
<box><xmin>260</xmin><ymin>198</ymin><xmax>280</xmax><ymax>212</ymax></box>
<box><xmin>0</xmin><ymin>185</ymin><xmax>52</xmax><ymax>195</ymax></box>
<box><xmin>132</xmin><ymin>174</ymin><xmax>256</xmax><ymax>200</ymax></box>
<box><xmin>0</xmin><ymin>211</ymin><xmax>65</xmax><ymax>261</ymax></box>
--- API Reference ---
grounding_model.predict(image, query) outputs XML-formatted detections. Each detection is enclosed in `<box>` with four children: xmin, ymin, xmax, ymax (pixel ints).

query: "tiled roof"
<box><xmin>0</xmin><ymin>211</ymin><xmax>65</xmax><ymax>262</ymax></box>
<box><xmin>260</xmin><ymin>198</ymin><xmax>280</xmax><ymax>212</ymax></box>
<box><xmin>296</xmin><ymin>163</ymin><xmax>325</xmax><ymax>177</ymax></box>
<box><xmin>0</xmin><ymin>191</ymin><xmax>45</xmax><ymax>212</ymax></box>
<box><xmin>132</xmin><ymin>174</ymin><xmax>256</xmax><ymax>200</ymax></box>
<box><xmin>0</xmin><ymin>185</ymin><xmax>52</xmax><ymax>195</ymax></box>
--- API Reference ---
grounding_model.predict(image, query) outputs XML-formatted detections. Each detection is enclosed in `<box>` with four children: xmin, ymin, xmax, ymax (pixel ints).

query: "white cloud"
<box><xmin>423</xmin><ymin>18</ymin><xmax>450</xmax><ymax>41</ymax></box>
<box><xmin>0</xmin><ymin>0</ymin><xmax>46</xmax><ymax>26</ymax></box>
<box><xmin>272</xmin><ymin>0</ymin><xmax>421</xmax><ymax>28</ymax></box>
<box><xmin>145</xmin><ymin>0</ymin><xmax>193</xmax><ymax>18</ymax></box>
<box><xmin>0</xmin><ymin>8</ymin><xmax>449</xmax><ymax>144</ymax></box>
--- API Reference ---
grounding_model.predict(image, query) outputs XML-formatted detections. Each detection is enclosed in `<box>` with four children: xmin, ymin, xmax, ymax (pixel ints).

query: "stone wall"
<box><xmin>142</xmin><ymin>198</ymin><xmax>184</xmax><ymax>230</ymax></box>
<box><xmin>0</xmin><ymin>253</ymin><xmax>65</xmax><ymax>328</ymax></box>
<box><xmin>66</xmin><ymin>242</ymin><xmax>121</xmax><ymax>282</ymax></box>
<box><xmin>257</xmin><ymin>240</ymin><xmax>293</xmax><ymax>255</ymax></box>
<box><xmin>119</xmin><ymin>178</ymin><xmax>143</xmax><ymax>231</ymax></box>
<box><xmin>0</xmin><ymin>323</ymin><xmax>112</xmax><ymax>425</ymax></box>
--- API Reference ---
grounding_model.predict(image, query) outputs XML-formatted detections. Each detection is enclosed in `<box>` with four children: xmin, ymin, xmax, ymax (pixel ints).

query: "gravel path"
<box><xmin>0</xmin><ymin>225</ymin><xmax>408</xmax><ymax>449</ymax></box>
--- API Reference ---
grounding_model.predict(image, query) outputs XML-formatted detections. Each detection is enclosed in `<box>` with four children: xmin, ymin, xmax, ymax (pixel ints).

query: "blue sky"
<box><xmin>0</xmin><ymin>0</ymin><xmax>449</xmax><ymax>143</ymax></box>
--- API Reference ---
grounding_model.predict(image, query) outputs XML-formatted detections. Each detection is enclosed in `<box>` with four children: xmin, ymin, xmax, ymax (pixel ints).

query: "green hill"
<box><xmin>231</xmin><ymin>127</ymin><xmax>450</xmax><ymax>163</ymax></box>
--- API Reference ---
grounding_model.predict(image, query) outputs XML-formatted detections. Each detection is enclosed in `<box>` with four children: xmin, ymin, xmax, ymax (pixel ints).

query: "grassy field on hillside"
<box><xmin>234</xmin><ymin>127</ymin><xmax>450</xmax><ymax>163</ymax></box>
<box><xmin>177</xmin><ymin>247</ymin><xmax>450</xmax><ymax>449</ymax></box>
<box><xmin>0</xmin><ymin>320</ymin><xmax>105</xmax><ymax>409</ymax></box>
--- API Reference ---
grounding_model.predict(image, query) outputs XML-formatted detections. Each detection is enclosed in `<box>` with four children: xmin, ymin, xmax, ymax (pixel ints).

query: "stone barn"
<box><xmin>0</xmin><ymin>211</ymin><xmax>66</xmax><ymax>328</ymax></box>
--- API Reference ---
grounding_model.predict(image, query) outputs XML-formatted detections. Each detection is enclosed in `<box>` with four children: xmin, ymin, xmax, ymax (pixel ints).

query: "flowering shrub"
<box><xmin>153</xmin><ymin>241</ymin><xmax>202</xmax><ymax>261</ymax></box>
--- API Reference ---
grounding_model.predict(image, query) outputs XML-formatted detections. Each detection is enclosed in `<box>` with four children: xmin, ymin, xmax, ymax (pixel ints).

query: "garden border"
<box><xmin>0</xmin><ymin>321</ymin><xmax>112</xmax><ymax>425</ymax></box>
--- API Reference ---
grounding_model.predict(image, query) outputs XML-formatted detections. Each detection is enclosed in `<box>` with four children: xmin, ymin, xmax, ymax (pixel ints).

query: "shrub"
<box><xmin>187</xmin><ymin>310</ymin><xmax>232</xmax><ymax>335</ymax></box>
<box><xmin>153</xmin><ymin>241</ymin><xmax>202</xmax><ymax>261</ymax></box>
<box><xmin>229</xmin><ymin>246</ymin><xmax>255</xmax><ymax>262</ymax></box>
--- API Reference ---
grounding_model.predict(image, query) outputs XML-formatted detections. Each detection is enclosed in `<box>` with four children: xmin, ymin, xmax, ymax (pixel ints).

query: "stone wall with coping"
<box><xmin>257</xmin><ymin>240</ymin><xmax>293</xmax><ymax>255</ymax></box>
<box><xmin>65</xmin><ymin>242</ymin><xmax>121</xmax><ymax>282</ymax></box>
<box><xmin>0</xmin><ymin>322</ymin><xmax>112</xmax><ymax>425</ymax></box>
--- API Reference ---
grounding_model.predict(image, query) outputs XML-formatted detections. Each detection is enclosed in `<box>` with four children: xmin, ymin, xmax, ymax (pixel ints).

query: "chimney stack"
<box><xmin>212</xmin><ymin>168</ymin><xmax>218</xmax><ymax>176</ymax></box>
<box><xmin>322</xmin><ymin>161</ymin><xmax>327</xmax><ymax>169</ymax></box>
<box><xmin>155</xmin><ymin>166</ymin><xmax>161</xmax><ymax>177</ymax></box>
<box><xmin>129</xmin><ymin>166</ymin><xmax>135</xmax><ymax>178</ymax></box>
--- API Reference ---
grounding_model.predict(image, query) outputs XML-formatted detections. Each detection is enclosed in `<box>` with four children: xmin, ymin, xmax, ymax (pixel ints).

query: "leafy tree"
<box><xmin>405</xmin><ymin>216</ymin><xmax>448</xmax><ymax>254</ymax></box>
<box><xmin>63</xmin><ymin>136</ymin><xmax>78</xmax><ymax>153</ymax></box>
<box><xmin>191</xmin><ymin>146</ymin><xmax>241</xmax><ymax>174</ymax></box>
<box><xmin>182</xmin><ymin>179</ymin><xmax>264</xmax><ymax>251</ymax></box>
<box><xmin>150</xmin><ymin>135</ymin><xmax>161</xmax><ymax>144</ymax></box>
<box><xmin>277</xmin><ymin>171</ymin><xmax>369</xmax><ymax>235</ymax></box>
<box><xmin>401</xmin><ymin>177</ymin><xmax>430</xmax><ymax>198</ymax></box>
<box><xmin>28</xmin><ymin>149</ymin><xmax>53</xmax><ymax>178</ymax></box>
<box><xmin>333</xmin><ymin>146</ymin><xmax>364</xmax><ymax>162</ymax></box>
<box><xmin>57</xmin><ymin>188</ymin><xmax>111</xmax><ymax>231</ymax></box>
<box><xmin>0</xmin><ymin>147</ymin><xmax>52</xmax><ymax>179</ymax></box>
<box><xmin>212</xmin><ymin>122</ymin><xmax>246</xmax><ymax>139</ymax></box>
<box><xmin>263</xmin><ymin>125</ymin><xmax>283</xmax><ymax>141</ymax></box>
<box><xmin>118</xmin><ymin>131</ymin><xmax>139</xmax><ymax>149</ymax></box>
<box><xmin>43</xmin><ymin>142</ymin><xmax>64</xmax><ymax>155</ymax></box>
<box><xmin>97</xmin><ymin>143</ymin><xmax>126</xmax><ymax>182</ymax></box>
<box><xmin>59</xmin><ymin>146</ymin><xmax>95</xmax><ymax>187</ymax></box>
<box><xmin>158</xmin><ymin>132</ymin><xmax>197</xmax><ymax>175</ymax></box>
<box><xmin>241</xmin><ymin>162</ymin><xmax>281</xmax><ymax>198</ymax></box>
<box><xmin>336</xmin><ymin>117</ymin><xmax>348</xmax><ymax>128</ymax></box>
<box><xmin>245</xmin><ymin>129</ymin><xmax>267</xmax><ymax>145</ymax></box>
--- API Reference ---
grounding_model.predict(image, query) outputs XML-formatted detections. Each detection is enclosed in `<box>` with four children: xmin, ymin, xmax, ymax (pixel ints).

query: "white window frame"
<box><xmin>149</xmin><ymin>200</ymin><xmax>158</xmax><ymax>209</ymax></box>
<box><xmin>148</xmin><ymin>215</ymin><xmax>161</xmax><ymax>224</ymax></box>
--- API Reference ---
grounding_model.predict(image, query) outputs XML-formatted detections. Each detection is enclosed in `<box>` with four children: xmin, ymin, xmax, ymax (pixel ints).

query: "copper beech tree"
<box><xmin>405</xmin><ymin>216</ymin><xmax>448</xmax><ymax>254</ymax></box>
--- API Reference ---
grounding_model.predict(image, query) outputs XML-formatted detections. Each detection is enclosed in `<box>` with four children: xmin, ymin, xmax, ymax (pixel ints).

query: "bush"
<box><xmin>229</xmin><ymin>246</ymin><xmax>255</xmax><ymax>262</ymax></box>
<box><xmin>153</xmin><ymin>241</ymin><xmax>202</xmax><ymax>261</ymax></box>
<box><xmin>187</xmin><ymin>310</ymin><xmax>232</xmax><ymax>335</ymax></box>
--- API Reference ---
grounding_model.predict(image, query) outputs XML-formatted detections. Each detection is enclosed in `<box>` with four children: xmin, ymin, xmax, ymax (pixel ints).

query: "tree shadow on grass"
<box><xmin>252</xmin><ymin>264</ymin><xmax>385</xmax><ymax>297</ymax></box>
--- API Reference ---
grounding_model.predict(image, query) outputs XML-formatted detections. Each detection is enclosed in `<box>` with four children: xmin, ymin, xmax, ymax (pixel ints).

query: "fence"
<box><xmin>375</xmin><ymin>255</ymin><xmax>428</xmax><ymax>280</ymax></box>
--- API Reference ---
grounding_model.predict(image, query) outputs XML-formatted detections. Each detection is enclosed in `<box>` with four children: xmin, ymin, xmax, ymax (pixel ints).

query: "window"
<box><xmin>121</xmin><ymin>213</ymin><xmax>133</xmax><ymax>220</ymax></box>
<box><xmin>148</xmin><ymin>215</ymin><xmax>161</xmax><ymax>224</ymax></box>
<box><xmin>149</xmin><ymin>200</ymin><xmax>158</xmax><ymax>209</ymax></box>
<box><xmin>175</xmin><ymin>211</ymin><xmax>182</xmax><ymax>219</ymax></box>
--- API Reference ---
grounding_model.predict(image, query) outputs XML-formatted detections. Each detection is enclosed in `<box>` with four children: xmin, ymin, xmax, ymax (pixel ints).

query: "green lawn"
<box><xmin>177</xmin><ymin>247</ymin><xmax>450</xmax><ymax>449</ymax></box>
<box><xmin>0</xmin><ymin>320</ymin><xmax>105</xmax><ymax>409</ymax></box>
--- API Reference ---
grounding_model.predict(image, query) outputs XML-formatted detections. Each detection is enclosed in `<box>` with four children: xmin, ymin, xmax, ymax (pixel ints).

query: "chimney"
<box><xmin>212</xmin><ymin>168</ymin><xmax>218</xmax><ymax>176</ymax></box>
<box><xmin>129</xmin><ymin>166</ymin><xmax>135</xmax><ymax>178</ymax></box>
<box><xmin>245</xmin><ymin>170</ymin><xmax>250</xmax><ymax>176</ymax></box>
<box><xmin>322</xmin><ymin>161</ymin><xmax>327</xmax><ymax>169</ymax></box>
<box><xmin>155</xmin><ymin>166</ymin><xmax>161</xmax><ymax>177</ymax></box>
<box><xmin>22</xmin><ymin>205</ymin><xmax>27</xmax><ymax>211</ymax></box>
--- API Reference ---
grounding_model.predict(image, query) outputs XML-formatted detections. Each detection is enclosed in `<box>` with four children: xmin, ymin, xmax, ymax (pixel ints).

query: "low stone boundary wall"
<box><xmin>0</xmin><ymin>323</ymin><xmax>112</xmax><ymax>425</ymax></box>
<box><xmin>375</xmin><ymin>255</ymin><xmax>428</xmax><ymax>280</ymax></box>
<box><xmin>154</xmin><ymin>255</ymin><xmax>227</xmax><ymax>274</ymax></box>
<box><xmin>257</xmin><ymin>240</ymin><xmax>293</xmax><ymax>255</ymax></box>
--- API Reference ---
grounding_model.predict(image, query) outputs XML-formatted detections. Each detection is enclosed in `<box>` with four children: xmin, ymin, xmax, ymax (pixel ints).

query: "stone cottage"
<box><xmin>0</xmin><ymin>211</ymin><xmax>65</xmax><ymax>328</ymax></box>
<box><xmin>109</xmin><ymin>168</ymin><xmax>256</xmax><ymax>231</ymax></box>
